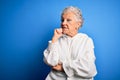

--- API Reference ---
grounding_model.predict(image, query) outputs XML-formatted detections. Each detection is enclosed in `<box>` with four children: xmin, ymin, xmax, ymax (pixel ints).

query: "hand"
<box><xmin>52</xmin><ymin>63</ymin><xmax>63</xmax><ymax>71</ymax></box>
<box><xmin>52</xmin><ymin>28</ymin><xmax>63</xmax><ymax>43</ymax></box>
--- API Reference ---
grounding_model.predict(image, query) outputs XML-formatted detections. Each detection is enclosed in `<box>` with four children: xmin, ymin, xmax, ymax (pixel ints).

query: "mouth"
<box><xmin>62</xmin><ymin>28</ymin><xmax>68</xmax><ymax>32</ymax></box>
<box><xmin>61</xmin><ymin>27</ymin><xmax>68</xmax><ymax>34</ymax></box>
<box><xmin>61</xmin><ymin>26</ymin><xmax>68</xmax><ymax>29</ymax></box>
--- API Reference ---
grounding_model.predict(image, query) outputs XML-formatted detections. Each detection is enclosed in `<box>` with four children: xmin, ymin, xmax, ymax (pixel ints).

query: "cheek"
<box><xmin>67</xmin><ymin>22</ymin><xmax>77</xmax><ymax>31</ymax></box>
<box><xmin>69</xmin><ymin>23</ymin><xmax>77</xmax><ymax>30</ymax></box>
<box><xmin>68</xmin><ymin>26</ymin><xmax>76</xmax><ymax>33</ymax></box>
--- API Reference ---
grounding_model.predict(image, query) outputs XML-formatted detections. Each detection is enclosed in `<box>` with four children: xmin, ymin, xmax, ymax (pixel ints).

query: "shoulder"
<box><xmin>77</xmin><ymin>33</ymin><xmax>89</xmax><ymax>39</ymax></box>
<box><xmin>78</xmin><ymin>33</ymin><xmax>94</xmax><ymax>47</ymax></box>
<box><xmin>78</xmin><ymin>33</ymin><xmax>93</xmax><ymax>40</ymax></box>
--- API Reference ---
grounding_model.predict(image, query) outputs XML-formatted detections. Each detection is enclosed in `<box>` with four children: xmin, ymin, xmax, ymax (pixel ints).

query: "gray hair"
<box><xmin>61</xmin><ymin>6</ymin><xmax>83</xmax><ymax>27</ymax></box>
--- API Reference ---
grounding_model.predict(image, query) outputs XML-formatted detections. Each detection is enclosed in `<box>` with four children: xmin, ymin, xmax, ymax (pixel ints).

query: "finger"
<box><xmin>57</xmin><ymin>28</ymin><xmax>62</xmax><ymax>33</ymax></box>
<box><xmin>59</xmin><ymin>28</ymin><xmax>62</xmax><ymax>32</ymax></box>
<box><xmin>58</xmin><ymin>63</ymin><xmax>62</xmax><ymax>65</ymax></box>
<box><xmin>56</xmin><ymin>29</ymin><xmax>60</xmax><ymax>33</ymax></box>
<box><xmin>52</xmin><ymin>66</ymin><xmax>58</xmax><ymax>70</ymax></box>
<box><xmin>52</xmin><ymin>65</ymin><xmax>58</xmax><ymax>68</ymax></box>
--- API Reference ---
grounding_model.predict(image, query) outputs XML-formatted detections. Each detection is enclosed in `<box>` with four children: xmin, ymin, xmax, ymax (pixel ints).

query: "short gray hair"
<box><xmin>61</xmin><ymin>6</ymin><xmax>83</xmax><ymax>26</ymax></box>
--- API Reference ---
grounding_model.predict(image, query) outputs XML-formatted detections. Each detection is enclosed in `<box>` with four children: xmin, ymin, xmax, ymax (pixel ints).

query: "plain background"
<box><xmin>0</xmin><ymin>0</ymin><xmax>120</xmax><ymax>80</ymax></box>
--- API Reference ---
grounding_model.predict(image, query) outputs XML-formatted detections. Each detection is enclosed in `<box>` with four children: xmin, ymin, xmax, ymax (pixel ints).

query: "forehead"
<box><xmin>62</xmin><ymin>12</ymin><xmax>76</xmax><ymax>19</ymax></box>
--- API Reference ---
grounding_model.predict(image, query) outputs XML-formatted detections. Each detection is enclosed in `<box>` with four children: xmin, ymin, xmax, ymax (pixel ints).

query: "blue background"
<box><xmin>0</xmin><ymin>0</ymin><xmax>120</xmax><ymax>80</ymax></box>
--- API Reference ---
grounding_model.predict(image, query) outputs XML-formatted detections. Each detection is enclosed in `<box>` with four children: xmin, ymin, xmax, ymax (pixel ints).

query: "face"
<box><xmin>61</xmin><ymin>12</ymin><xmax>81</xmax><ymax>37</ymax></box>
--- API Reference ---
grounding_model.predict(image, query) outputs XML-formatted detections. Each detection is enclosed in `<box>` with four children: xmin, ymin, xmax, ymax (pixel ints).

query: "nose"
<box><xmin>61</xmin><ymin>20</ymin><xmax>67</xmax><ymax>26</ymax></box>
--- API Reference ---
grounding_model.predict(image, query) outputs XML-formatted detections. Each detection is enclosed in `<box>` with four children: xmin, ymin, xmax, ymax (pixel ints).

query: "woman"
<box><xmin>43</xmin><ymin>6</ymin><xmax>97</xmax><ymax>80</ymax></box>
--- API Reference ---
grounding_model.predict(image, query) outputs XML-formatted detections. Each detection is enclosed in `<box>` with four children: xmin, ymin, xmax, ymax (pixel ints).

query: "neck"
<box><xmin>69</xmin><ymin>31</ymin><xmax>78</xmax><ymax>37</ymax></box>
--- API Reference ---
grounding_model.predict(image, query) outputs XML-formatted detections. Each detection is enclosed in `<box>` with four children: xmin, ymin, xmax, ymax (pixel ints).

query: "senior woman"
<box><xmin>43</xmin><ymin>6</ymin><xmax>97</xmax><ymax>80</ymax></box>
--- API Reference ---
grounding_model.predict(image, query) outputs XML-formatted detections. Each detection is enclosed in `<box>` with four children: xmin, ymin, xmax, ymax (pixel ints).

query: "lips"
<box><xmin>61</xmin><ymin>26</ymin><xmax>68</xmax><ymax>34</ymax></box>
<box><xmin>62</xmin><ymin>26</ymin><xmax>67</xmax><ymax>29</ymax></box>
<box><xmin>62</xmin><ymin>28</ymin><xmax>68</xmax><ymax>31</ymax></box>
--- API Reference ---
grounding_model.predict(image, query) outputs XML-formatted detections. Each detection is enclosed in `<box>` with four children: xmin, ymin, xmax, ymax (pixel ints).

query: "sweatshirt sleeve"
<box><xmin>62</xmin><ymin>38</ymin><xmax>97</xmax><ymax>78</ymax></box>
<box><xmin>43</xmin><ymin>41</ymin><xmax>59</xmax><ymax>66</ymax></box>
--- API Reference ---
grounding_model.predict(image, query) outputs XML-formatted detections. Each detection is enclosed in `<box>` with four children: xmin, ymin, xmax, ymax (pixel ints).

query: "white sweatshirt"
<box><xmin>43</xmin><ymin>33</ymin><xmax>97</xmax><ymax>80</ymax></box>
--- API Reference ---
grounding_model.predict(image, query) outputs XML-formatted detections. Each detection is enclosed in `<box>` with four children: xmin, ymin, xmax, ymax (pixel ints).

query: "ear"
<box><xmin>77</xmin><ymin>22</ymin><xmax>81</xmax><ymax>27</ymax></box>
<box><xmin>75</xmin><ymin>27</ymin><xmax>78</xmax><ymax>30</ymax></box>
<box><xmin>76</xmin><ymin>22</ymin><xmax>81</xmax><ymax>29</ymax></box>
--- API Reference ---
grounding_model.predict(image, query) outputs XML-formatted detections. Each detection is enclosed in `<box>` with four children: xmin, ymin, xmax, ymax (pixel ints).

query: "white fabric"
<box><xmin>43</xmin><ymin>33</ymin><xmax>97</xmax><ymax>80</ymax></box>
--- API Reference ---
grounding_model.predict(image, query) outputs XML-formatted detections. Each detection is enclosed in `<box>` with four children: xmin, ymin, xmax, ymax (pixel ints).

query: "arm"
<box><xmin>62</xmin><ymin>38</ymin><xmax>97</xmax><ymax>78</ymax></box>
<box><xmin>43</xmin><ymin>28</ymin><xmax>63</xmax><ymax>66</ymax></box>
<box><xmin>43</xmin><ymin>41</ymin><xmax>59</xmax><ymax>66</ymax></box>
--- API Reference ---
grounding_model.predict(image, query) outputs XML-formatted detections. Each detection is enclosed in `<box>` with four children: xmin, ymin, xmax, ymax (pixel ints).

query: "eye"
<box><xmin>61</xmin><ymin>19</ymin><xmax>72</xmax><ymax>22</ymax></box>
<box><xmin>61</xmin><ymin>19</ymin><xmax>64</xmax><ymax>22</ymax></box>
<box><xmin>67</xmin><ymin>19</ymin><xmax>72</xmax><ymax>22</ymax></box>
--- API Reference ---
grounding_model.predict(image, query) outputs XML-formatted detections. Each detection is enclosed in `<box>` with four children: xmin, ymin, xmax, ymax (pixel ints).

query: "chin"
<box><xmin>62</xmin><ymin>31</ymin><xmax>67</xmax><ymax>34</ymax></box>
